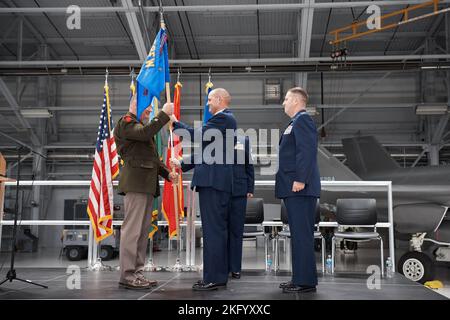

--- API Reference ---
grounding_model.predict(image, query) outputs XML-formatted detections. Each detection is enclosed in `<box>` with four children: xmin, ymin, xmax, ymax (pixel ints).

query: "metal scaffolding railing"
<box><xmin>0</xmin><ymin>180</ymin><xmax>395</xmax><ymax>273</ymax></box>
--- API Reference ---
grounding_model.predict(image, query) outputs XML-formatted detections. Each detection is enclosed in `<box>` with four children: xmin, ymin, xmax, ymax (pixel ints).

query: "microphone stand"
<box><xmin>0</xmin><ymin>146</ymin><xmax>47</xmax><ymax>289</ymax></box>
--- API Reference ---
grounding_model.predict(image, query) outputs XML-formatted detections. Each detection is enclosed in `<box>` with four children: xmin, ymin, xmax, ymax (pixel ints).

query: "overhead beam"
<box><xmin>0</xmin><ymin>131</ymin><xmax>37</xmax><ymax>153</ymax></box>
<box><xmin>0</xmin><ymin>63</ymin><xmax>448</xmax><ymax>76</ymax></box>
<box><xmin>418</xmin><ymin>13</ymin><xmax>446</xmax><ymax>54</ymax></box>
<box><xmin>5</xmin><ymin>151</ymin><xmax>33</xmax><ymax>174</ymax></box>
<box><xmin>0</xmin><ymin>78</ymin><xmax>40</xmax><ymax>146</ymax></box>
<box><xmin>121</xmin><ymin>0</ymin><xmax>147</xmax><ymax>60</ymax></box>
<box><xmin>0</xmin><ymin>60</ymin><xmax>448</xmax><ymax>76</ymax></box>
<box><xmin>16</xmin><ymin>17</ymin><xmax>23</xmax><ymax>63</ymax></box>
<box><xmin>295</xmin><ymin>0</ymin><xmax>314</xmax><ymax>88</ymax></box>
<box><xmin>22</xmin><ymin>19</ymin><xmax>60</xmax><ymax>59</ymax></box>
<box><xmin>1</xmin><ymin>32</ymin><xmax>446</xmax><ymax>46</ymax></box>
<box><xmin>411</xmin><ymin>148</ymin><xmax>428</xmax><ymax>167</ymax></box>
<box><xmin>299</xmin><ymin>0</ymin><xmax>314</xmax><ymax>62</ymax></box>
<box><xmin>0</xmin><ymin>54</ymin><xmax>449</xmax><ymax>68</ymax></box>
<box><xmin>4</xmin><ymin>2</ymin><xmax>60</xmax><ymax>60</ymax></box>
<box><xmin>426</xmin><ymin>14</ymin><xmax>445</xmax><ymax>39</ymax></box>
<box><xmin>48</xmin><ymin>78</ymin><xmax>59</xmax><ymax>141</ymax></box>
<box><xmin>0</xmin><ymin>113</ymin><xmax>20</xmax><ymax>131</ymax></box>
<box><xmin>431</xmin><ymin>114</ymin><xmax>450</xmax><ymax>144</ymax></box>
<box><xmin>1</xmin><ymin>1</ymin><xmax>450</xmax><ymax>14</ymax></box>
<box><xmin>0</xmin><ymin>17</ymin><xmax>18</xmax><ymax>48</ymax></box>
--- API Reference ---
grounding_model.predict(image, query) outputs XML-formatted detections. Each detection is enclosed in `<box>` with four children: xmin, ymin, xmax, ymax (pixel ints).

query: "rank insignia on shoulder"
<box><xmin>284</xmin><ymin>125</ymin><xmax>293</xmax><ymax>135</ymax></box>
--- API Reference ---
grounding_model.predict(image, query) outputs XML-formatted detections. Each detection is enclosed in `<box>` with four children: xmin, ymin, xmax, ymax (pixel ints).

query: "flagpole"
<box><xmin>168</xmin><ymin>125</ymin><xmax>182</xmax><ymax>265</ymax></box>
<box><xmin>144</xmin><ymin>236</ymin><xmax>157</xmax><ymax>271</ymax></box>
<box><xmin>90</xmin><ymin>69</ymin><xmax>113</xmax><ymax>272</ymax></box>
<box><xmin>160</xmin><ymin>5</ymin><xmax>183</xmax><ymax>271</ymax></box>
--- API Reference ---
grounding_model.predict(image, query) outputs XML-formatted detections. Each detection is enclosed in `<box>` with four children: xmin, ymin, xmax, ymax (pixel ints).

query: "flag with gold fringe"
<box><xmin>136</xmin><ymin>26</ymin><xmax>170</xmax><ymax>120</ymax></box>
<box><xmin>162</xmin><ymin>82</ymin><xmax>185</xmax><ymax>238</ymax></box>
<box><xmin>87</xmin><ymin>81</ymin><xmax>119</xmax><ymax>242</ymax></box>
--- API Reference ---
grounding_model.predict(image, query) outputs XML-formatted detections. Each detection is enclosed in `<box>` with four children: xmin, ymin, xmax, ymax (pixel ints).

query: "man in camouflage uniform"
<box><xmin>114</xmin><ymin>95</ymin><xmax>176</xmax><ymax>290</ymax></box>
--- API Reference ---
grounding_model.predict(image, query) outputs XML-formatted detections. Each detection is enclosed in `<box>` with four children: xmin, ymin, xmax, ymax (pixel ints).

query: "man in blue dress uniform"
<box><xmin>275</xmin><ymin>87</ymin><xmax>321</xmax><ymax>293</ymax></box>
<box><xmin>229</xmin><ymin>135</ymin><xmax>254</xmax><ymax>279</ymax></box>
<box><xmin>170</xmin><ymin>88</ymin><xmax>237</xmax><ymax>291</ymax></box>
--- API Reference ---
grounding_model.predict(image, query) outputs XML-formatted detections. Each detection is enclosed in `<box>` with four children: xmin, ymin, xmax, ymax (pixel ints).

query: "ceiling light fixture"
<box><xmin>415</xmin><ymin>104</ymin><xmax>448</xmax><ymax>115</ymax></box>
<box><xmin>20</xmin><ymin>108</ymin><xmax>53</xmax><ymax>118</ymax></box>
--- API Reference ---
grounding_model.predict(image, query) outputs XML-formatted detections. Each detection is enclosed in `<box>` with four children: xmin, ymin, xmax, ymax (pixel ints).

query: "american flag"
<box><xmin>87</xmin><ymin>84</ymin><xmax>119</xmax><ymax>242</ymax></box>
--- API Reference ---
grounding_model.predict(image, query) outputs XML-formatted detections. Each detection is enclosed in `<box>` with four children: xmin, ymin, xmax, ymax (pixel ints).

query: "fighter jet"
<box><xmin>335</xmin><ymin>136</ymin><xmax>450</xmax><ymax>283</ymax></box>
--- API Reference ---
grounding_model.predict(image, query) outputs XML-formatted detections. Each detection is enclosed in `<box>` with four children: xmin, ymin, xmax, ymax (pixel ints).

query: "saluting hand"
<box><xmin>292</xmin><ymin>181</ymin><xmax>305</xmax><ymax>192</ymax></box>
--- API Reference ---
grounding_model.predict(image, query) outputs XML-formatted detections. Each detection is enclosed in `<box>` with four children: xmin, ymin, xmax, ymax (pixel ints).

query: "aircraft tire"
<box><xmin>66</xmin><ymin>246</ymin><xmax>83</xmax><ymax>261</ymax></box>
<box><xmin>398</xmin><ymin>251</ymin><xmax>435</xmax><ymax>284</ymax></box>
<box><xmin>100</xmin><ymin>246</ymin><xmax>114</xmax><ymax>261</ymax></box>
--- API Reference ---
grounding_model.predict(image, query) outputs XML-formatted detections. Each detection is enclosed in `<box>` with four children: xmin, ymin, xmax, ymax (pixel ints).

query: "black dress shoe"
<box><xmin>231</xmin><ymin>272</ymin><xmax>241</xmax><ymax>279</ymax></box>
<box><xmin>279</xmin><ymin>281</ymin><xmax>293</xmax><ymax>289</ymax></box>
<box><xmin>192</xmin><ymin>281</ymin><xmax>227</xmax><ymax>291</ymax></box>
<box><xmin>283</xmin><ymin>285</ymin><xmax>316</xmax><ymax>293</ymax></box>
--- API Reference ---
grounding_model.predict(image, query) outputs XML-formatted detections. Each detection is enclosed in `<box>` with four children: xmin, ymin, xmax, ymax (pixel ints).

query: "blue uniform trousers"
<box><xmin>284</xmin><ymin>196</ymin><xmax>318</xmax><ymax>287</ymax></box>
<box><xmin>228</xmin><ymin>196</ymin><xmax>247</xmax><ymax>273</ymax></box>
<box><xmin>198</xmin><ymin>187</ymin><xmax>232</xmax><ymax>284</ymax></box>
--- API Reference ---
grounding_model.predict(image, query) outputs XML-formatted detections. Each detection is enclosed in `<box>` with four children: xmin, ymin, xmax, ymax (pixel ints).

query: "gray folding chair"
<box><xmin>243</xmin><ymin>198</ymin><xmax>269</xmax><ymax>270</ymax></box>
<box><xmin>332</xmin><ymin>198</ymin><xmax>384</xmax><ymax>276</ymax></box>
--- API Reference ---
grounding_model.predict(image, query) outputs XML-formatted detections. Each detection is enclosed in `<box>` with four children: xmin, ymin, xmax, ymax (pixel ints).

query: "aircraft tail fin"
<box><xmin>318</xmin><ymin>145</ymin><xmax>361</xmax><ymax>181</ymax></box>
<box><xmin>342</xmin><ymin>136</ymin><xmax>399</xmax><ymax>177</ymax></box>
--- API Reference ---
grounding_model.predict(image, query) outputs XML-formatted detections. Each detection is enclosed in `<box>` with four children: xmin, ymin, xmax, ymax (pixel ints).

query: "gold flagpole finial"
<box><xmin>105</xmin><ymin>68</ymin><xmax>109</xmax><ymax>86</ymax></box>
<box><xmin>177</xmin><ymin>67</ymin><xmax>181</xmax><ymax>83</ymax></box>
<box><xmin>205</xmin><ymin>68</ymin><xmax>213</xmax><ymax>91</ymax></box>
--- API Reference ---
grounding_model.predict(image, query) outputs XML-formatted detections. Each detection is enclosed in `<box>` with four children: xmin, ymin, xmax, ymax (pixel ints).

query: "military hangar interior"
<box><xmin>0</xmin><ymin>0</ymin><xmax>449</xmax><ymax>300</ymax></box>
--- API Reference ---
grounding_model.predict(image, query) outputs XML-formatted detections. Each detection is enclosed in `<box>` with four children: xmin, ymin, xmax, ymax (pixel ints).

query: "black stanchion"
<box><xmin>0</xmin><ymin>146</ymin><xmax>47</xmax><ymax>289</ymax></box>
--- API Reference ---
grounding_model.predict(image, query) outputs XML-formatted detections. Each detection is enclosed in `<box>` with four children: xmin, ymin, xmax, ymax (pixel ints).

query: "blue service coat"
<box><xmin>173</xmin><ymin>109</ymin><xmax>238</xmax><ymax>283</ymax></box>
<box><xmin>232</xmin><ymin>135</ymin><xmax>255</xmax><ymax>197</ymax></box>
<box><xmin>173</xmin><ymin>109</ymin><xmax>237</xmax><ymax>193</ymax></box>
<box><xmin>228</xmin><ymin>135</ymin><xmax>255</xmax><ymax>273</ymax></box>
<box><xmin>275</xmin><ymin>110</ymin><xmax>321</xmax><ymax>198</ymax></box>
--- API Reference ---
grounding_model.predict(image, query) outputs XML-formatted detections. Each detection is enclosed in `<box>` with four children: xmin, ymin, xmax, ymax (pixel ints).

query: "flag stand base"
<box><xmin>167</xmin><ymin>258</ymin><xmax>198</xmax><ymax>272</ymax></box>
<box><xmin>143</xmin><ymin>258</ymin><xmax>156</xmax><ymax>271</ymax></box>
<box><xmin>90</xmin><ymin>258</ymin><xmax>113</xmax><ymax>271</ymax></box>
<box><xmin>143</xmin><ymin>259</ymin><xmax>166</xmax><ymax>272</ymax></box>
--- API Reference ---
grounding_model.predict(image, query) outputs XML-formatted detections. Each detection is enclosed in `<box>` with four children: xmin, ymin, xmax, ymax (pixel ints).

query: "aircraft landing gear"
<box><xmin>398</xmin><ymin>251</ymin><xmax>434</xmax><ymax>284</ymax></box>
<box><xmin>398</xmin><ymin>233</ymin><xmax>435</xmax><ymax>283</ymax></box>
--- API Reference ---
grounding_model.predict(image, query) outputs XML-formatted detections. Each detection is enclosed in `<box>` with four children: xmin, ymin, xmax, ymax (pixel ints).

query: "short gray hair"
<box><xmin>288</xmin><ymin>87</ymin><xmax>308</xmax><ymax>102</ymax></box>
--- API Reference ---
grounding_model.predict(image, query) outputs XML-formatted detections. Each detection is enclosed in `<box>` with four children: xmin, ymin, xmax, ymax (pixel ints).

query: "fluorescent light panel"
<box><xmin>20</xmin><ymin>109</ymin><xmax>53</xmax><ymax>118</ymax></box>
<box><xmin>415</xmin><ymin>104</ymin><xmax>448</xmax><ymax>115</ymax></box>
